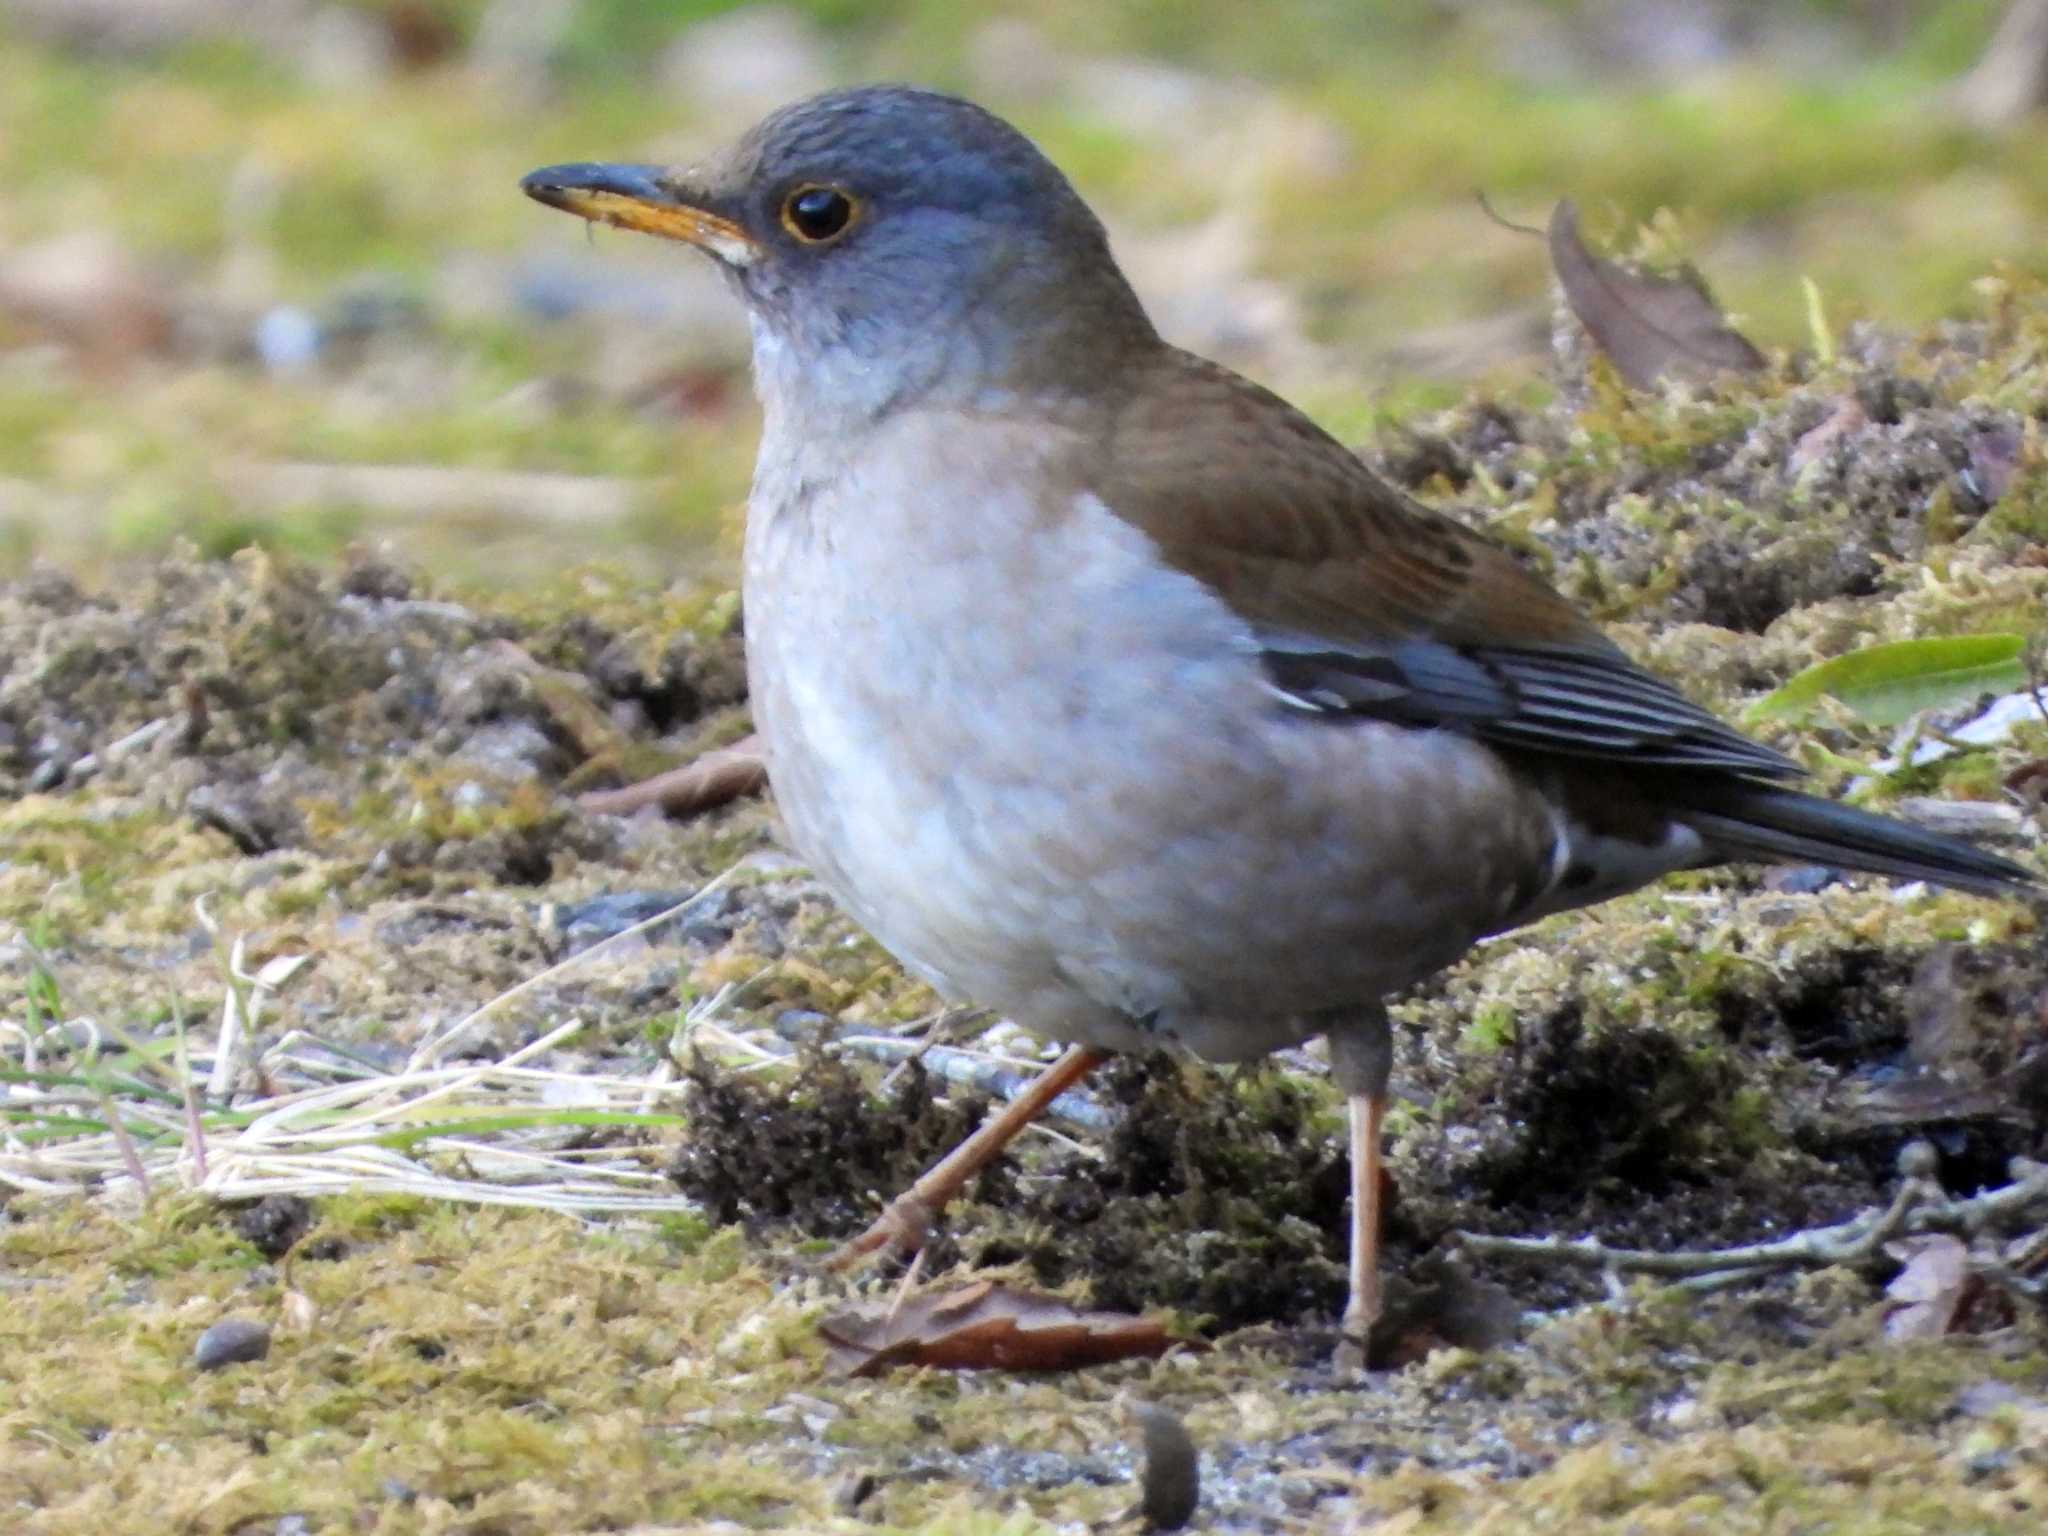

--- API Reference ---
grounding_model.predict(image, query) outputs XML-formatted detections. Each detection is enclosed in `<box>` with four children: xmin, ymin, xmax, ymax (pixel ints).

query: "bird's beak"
<box><xmin>520</xmin><ymin>162</ymin><xmax>759</xmax><ymax>268</ymax></box>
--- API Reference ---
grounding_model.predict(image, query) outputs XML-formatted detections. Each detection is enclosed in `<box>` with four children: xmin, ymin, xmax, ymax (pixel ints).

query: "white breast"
<box><xmin>747</xmin><ymin>409</ymin><xmax>1252</xmax><ymax>1002</ymax></box>
<box><xmin>742</xmin><ymin>405</ymin><xmax>1571</xmax><ymax>1057</ymax></box>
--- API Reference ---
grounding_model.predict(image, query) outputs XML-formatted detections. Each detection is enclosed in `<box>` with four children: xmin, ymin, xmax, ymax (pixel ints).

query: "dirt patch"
<box><xmin>672</xmin><ymin>1052</ymin><xmax>1352</xmax><ymax>1329</ymax></box>
<box><xmin>671</xmin><ymin>1050</ymin><xmax>1008</xmax><ymax>1241</ymax></box>
<box><xmin>0</xmin><ymin>544</ymin><xmax>748</xmax><ymax>891</ymax></box>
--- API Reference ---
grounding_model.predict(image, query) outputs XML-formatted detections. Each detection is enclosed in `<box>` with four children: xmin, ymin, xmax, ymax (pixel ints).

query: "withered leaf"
<box><xmin>819</xmin><ymin>1280</ymin><xmax>1191</xmax><ymax>1376</ymax></box>
<box><xmin>578</xmin><ymin>733</ymin><xmax>767</xmax><ymax>819</ymax></box>
<box><xmin>1549</xmin><ymin>199</ymin><xmax>1766</xmax><ymax>390</ymax></box>
<box><xmin>1882</xmin><ymin>1234</ymin><xmax>1973</xmax><ymax>1341</ymax></box>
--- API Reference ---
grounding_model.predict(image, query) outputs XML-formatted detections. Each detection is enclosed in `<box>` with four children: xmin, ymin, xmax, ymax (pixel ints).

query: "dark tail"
<box><xmin>1683</xmin><ymin>784</ymin><xmax>2039</xmax><ymax>898</ymax></box>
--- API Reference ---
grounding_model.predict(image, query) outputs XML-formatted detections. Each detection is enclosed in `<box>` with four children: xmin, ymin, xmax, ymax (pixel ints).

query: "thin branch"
<box><xmin>1456</xmin><ymin>1153</ymin><xmax>2048</xmax><ymax>1286</ymax></box>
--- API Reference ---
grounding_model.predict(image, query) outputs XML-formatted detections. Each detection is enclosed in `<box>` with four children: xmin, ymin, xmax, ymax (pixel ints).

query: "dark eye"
<box><xmin>781</xmin><ymin>184</ymin><xmax>858</xmax><ymax>244</ymax></box>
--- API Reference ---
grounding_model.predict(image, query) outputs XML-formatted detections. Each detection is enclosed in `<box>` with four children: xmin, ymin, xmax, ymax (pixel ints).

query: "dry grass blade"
<box><xmin>3</xmin><ymin>1031</ymin><xmax>704</xmax><ymax>1213</ymax></box>
<box><xmin>0</xmin><ymin>871</ymin><xmax>768</xmax><ymax>1217</ymax></box>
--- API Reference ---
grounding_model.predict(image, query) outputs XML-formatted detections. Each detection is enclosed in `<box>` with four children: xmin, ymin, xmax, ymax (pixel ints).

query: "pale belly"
<box><xmin>743</xmin><ymin>414</ymin><xmax>1562</xmax><ymax>1061</ymax></box>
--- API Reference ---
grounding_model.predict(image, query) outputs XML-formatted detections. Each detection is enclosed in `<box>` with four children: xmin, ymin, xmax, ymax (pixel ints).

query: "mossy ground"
<box><xmin>7</xmin><ymin>323</ymin><xmax>2046</xmax><ymax>1526</ymax></box>
<box><xmin>11</xmin><ymin>1194</ymin><xmax>2048</xmax><ymax>1532</ymax></box>
<box><xmin>8</xmin><ymin>5</ymin><xmax>2048</xmax><ymax>1532</ymax></box>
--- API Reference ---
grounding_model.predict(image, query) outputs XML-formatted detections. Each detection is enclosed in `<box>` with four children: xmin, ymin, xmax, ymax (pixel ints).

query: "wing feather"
<box><xmin>1101</xmin><ymin>350</ymin><xmax>1799</xmax><ymax>781</ymax></box>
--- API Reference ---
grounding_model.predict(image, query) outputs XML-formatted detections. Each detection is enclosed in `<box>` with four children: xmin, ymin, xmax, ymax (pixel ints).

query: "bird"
<box><xmin>523</xmin><ymin>85</ymin><xmax>2039</xmax><ymax>1368</ymax></box>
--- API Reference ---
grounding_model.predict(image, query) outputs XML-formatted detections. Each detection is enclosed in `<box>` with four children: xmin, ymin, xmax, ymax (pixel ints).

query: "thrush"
<box><xmin>524</xmin><ymin>86</ymin><xmax>2039</xmax><ymax>1367</ymax></box>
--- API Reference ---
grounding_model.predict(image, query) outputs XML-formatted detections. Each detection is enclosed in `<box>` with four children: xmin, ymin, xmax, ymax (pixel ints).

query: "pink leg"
<box><xmin>825</xmin><ymin>1044</ymin><xmax>1110</xmax><ymax>1270</ymax></box>
<box><xmin>1328</xmin><ymin>1007</ymin><xmax>1392</xmax><ymax>1374</ymax></box>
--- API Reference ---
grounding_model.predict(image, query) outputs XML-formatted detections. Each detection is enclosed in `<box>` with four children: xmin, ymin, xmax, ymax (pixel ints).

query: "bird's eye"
<box><xmin>781</xmin><ymin>184</ymin><xmax>858</xmax><ymax>244</ymax></box>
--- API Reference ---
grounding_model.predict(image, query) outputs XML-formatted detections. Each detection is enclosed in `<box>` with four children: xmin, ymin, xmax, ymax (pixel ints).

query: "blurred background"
<box><xmin>2</xmin><ymin>0</ymin><xmax>2044</xmax><ymax>587</ymax></box>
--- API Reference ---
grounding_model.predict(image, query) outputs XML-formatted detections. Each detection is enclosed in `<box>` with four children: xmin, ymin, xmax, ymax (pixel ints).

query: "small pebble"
<box><xmin>1123</xmin><ymin>1397</ymin><xmax>1199</xmax><ymax>1531</ymax></box>
<box><xmin>194</xmin><ymin>1316</ymin><xmax>272</xmax><ymax>1372</ymax></box>
<box><xmin>1761</xmin><ymin>864</ymin><xmax>1840</xmax><ymax>895</ymax></box>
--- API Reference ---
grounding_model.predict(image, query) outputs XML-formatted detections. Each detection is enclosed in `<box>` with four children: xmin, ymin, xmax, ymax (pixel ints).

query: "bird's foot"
<box><xmin>1332</xmin><ymin>1288</ymin><xmax>1380</xmax><ymax>1381</ymax></box>
<box><xmin>1332</xmin><ymin>1331</ymin><xmax>1369</xmax><ymax>1381</ymax></box>
<box><xmin>823</xmin><ymin>1191</ymin><xmax>936</xmax><ymax>1272</ymax></box>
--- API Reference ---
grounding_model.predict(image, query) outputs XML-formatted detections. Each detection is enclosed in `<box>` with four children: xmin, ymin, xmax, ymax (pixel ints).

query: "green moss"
<box><xmin>0</xmin><ymin>799</ymin><xmax>229</xmax><ymax>929</ymax></box>
<box><xmin>1459</xmin><ymin>1000</ymin><xmax>1517</xmax><ymax>1053</ymax></box>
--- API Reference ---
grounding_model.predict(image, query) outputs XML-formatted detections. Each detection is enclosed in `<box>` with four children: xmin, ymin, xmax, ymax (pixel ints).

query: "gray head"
<box><xmin>523</xmin><ymin>87</ymin><xmax>1159</xmax><ymax>422</ymax></box>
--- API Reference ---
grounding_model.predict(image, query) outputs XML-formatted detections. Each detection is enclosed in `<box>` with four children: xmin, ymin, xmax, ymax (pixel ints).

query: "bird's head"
<box><xmin>523</xmin><ymin>86</ymin><xmax>1158</xmax><ymax>422</ymax></box>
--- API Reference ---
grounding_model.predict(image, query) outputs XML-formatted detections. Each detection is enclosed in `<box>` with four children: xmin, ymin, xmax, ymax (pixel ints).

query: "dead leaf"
<box><xmin>818</xmin><ymin>1280</ymin><xmax>1192</xmax><ymax>1376</ymax></box>
<box><xmin>1850</xmin><ymin>1071</ymin><xmax>2012</xmax><ymax>1130</ymax></box>
<box><xmin>1548</xmin><ymin>199</ymin><xmax>1766</xmax><ymax>390</ymax></box>
<box><xmin>627</xmin><ymin>363</ymin><xmax>744</xmax><ymax>420</ymax></box>
<box><xmin>383</xmin><ymin>0</ymin><xmax>464</xmax><ymax>69</ymax></box>
<box><xmin>1883</xmin><ymin>1234</ymin><xmax>1973</xmax><ymax>1340</ymax></box>
<box><xmin>578</xmin><ymin>734</ymin><xmax>767</xmax><ymax>819</ymax></box>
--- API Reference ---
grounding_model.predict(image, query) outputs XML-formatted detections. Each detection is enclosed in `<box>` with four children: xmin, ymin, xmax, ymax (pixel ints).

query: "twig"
<box><xmin>66</xmin><ymin>716</ymin><xmax>171</xmax><ymax>780</ymax></box>
<box><xmin>1456</xmin><ymin>1146</ymin><xmax>2048</xmax><ymax>1288</ymax></box>
<box><xmin>1473</xmin><ymin>188</ymin><xmax>1544</xmax><ymax>238</ymax></box>
<box><xmin>577</xmin><ymin>737</ymin><xmax>766</xmax><ymax>818</ymax></box>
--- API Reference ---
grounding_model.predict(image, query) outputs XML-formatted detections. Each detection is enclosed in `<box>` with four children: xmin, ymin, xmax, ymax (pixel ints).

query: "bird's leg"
<box><xmin>824</xmin><ymin>1043</ymin><xmax>1110</xmax><ymax>1271</ymax></box>
<box><xmin>1327</xmin><ymin>1005</ymin><xmax>1393</xmax><ymax>1376</ymax></box>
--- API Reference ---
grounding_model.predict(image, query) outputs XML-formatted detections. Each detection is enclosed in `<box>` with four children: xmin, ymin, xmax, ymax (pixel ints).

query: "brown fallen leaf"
<box><xmin>1549</xmin><ymin>199</ymin><xmax>1766</xmax><ymax>391</ymax></box>
<box><xmin>384</xmin><ymin>0</ymin><xmax>464</xmax><ymax>69</ymax></box>
<box><xmin>578</xmin><ymin>734</ymin><xmax>767</xmax><ymax>819</ymax></box>
<box><xmin>1883</xmin><ymin>1234</ymin><xmax>1974</xmax><ymax>1341</ymax></box>
<box><xmin>818</xmin><ymin>1280</ymin><xmax>1193</xmax><ymax>1376</ymax></box>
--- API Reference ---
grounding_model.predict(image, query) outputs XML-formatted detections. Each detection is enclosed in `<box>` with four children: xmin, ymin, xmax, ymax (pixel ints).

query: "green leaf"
<box><xmin>1745</xmin><ymin>634</ymin><xmax>2029</xmax><ymax>728</ymax></box>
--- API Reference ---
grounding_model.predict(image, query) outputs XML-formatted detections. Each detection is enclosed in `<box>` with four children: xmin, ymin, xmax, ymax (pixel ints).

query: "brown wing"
<box><xmin>1099</xmin><ymin>350</ymin><xmax>1798</xmax><ymax>780</ymax></box>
